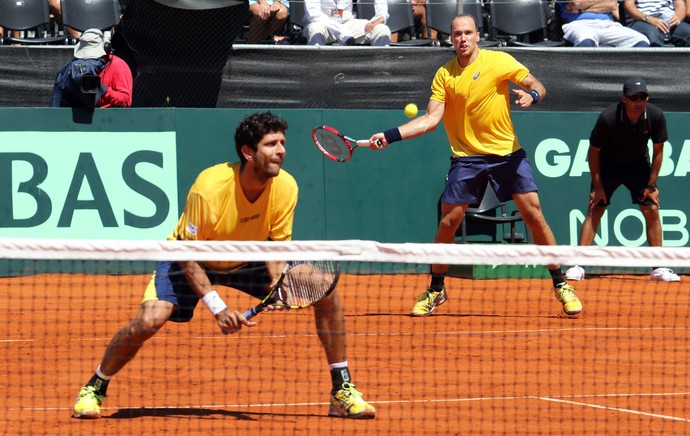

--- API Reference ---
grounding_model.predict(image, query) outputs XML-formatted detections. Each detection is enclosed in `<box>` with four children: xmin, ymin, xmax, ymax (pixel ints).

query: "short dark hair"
<box><xmin>234</xmin><ymin>112</ymin><xmax>289</xmax><ymax>164</ymax></box>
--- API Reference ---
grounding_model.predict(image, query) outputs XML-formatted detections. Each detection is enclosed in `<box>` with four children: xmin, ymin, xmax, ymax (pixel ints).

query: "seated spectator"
<box><xmin>247</xmin><ymin>0</ymin><xmax>289</xmax><ymax>43</ymax></box>
<box><xmin>624</xmin><ymin>0</ymin><xmax>690</xmax><ymax>46</ymax></box>
<box><xmin>48</xmin><ymin>0</ymin><xmax>81</xmax><ymax>39</ymax></box>
<box><xmin>304</xmin><ymin>0</ymin><xmax>391</xmax><ymax>46</ymax></box>
<box><xmin>391</xmin><ymin>0</ymin><xmax>438</xmax><ymax>43</ymax></box>
<box><xmin>557</xmin><ymin>0</ymin><xmax>649</xmax><ymax>46</ymax></box>
<box><xmin>50</xmin><ymin>29</ymin><xmax>132</xmax><ymax>108</ymax></box>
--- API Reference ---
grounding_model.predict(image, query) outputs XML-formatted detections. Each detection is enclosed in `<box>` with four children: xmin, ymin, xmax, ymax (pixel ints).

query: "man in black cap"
<box><xmin>565</xmin><ymin>77</ymin><xmax>681</xmax><ymax>282</ymax></box>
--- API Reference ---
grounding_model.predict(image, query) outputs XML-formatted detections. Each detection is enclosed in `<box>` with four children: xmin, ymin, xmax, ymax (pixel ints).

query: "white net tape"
<box><xmin>1</xmin><ymin>238</ymin><xmax>689</xmax><ymax>267</ymax></box>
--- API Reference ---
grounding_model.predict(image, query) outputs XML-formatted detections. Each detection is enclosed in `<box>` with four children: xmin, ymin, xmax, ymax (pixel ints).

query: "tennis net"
<box><xmin>1</xmin><ymin>238</ymin><xmax>689</xmax><ymax>435</ymax></box>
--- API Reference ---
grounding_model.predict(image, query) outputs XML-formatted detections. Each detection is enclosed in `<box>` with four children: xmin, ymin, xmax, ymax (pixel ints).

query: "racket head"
<box><xmin>312</xmin><ymin>126</ymin><xmax>354</xmax><ymax>162</ymax></box>
<box><xmin>277</xmin><ymin>260</ymin><xmax>341</xmax><ymax>309</ymax></box>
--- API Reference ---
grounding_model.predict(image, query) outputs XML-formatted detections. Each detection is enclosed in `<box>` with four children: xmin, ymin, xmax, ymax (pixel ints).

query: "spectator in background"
<box><xmin>303</xmin><ymin>0</ymin><xmax>391</xmax><ymax>45</ymax></box>
<box><xmin>391</xmin><ymin>0</ymin><xmax>438</xmax><ymax>43</ymax></box>
<box><xmin>248</xmin><ymin>0</ymin><xmax>289</xmax><ymax>43</ymax></box>
<box><xmin>624</xmin><ymin>0</ymin><xmax>690</xmax><ymax>46</ymax></box>
<box><xmin>50</xmin><ymin>29</ymin><xmax>132</xmax><ymax>108</ymax></box>
<box><xmin>48</xmin><ymin>0</ymin><xmax>81</xmax><ymax>39</ymax></box>
<box><xmin>557</xmin><ymin>0</ymin><xmax>650</xmax><ymax>46</ymax></box>
<box><xmin>565</xmin><ymin>77</ymin><xmax>680</xmax><ymax>283</ymax></box>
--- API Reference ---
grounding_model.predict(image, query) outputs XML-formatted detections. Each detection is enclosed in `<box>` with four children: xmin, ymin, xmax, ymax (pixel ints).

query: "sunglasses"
<box><xmin>627</xmin><ymin>94</ymin><xmax>648</xmax><ymax>102</ymax></box>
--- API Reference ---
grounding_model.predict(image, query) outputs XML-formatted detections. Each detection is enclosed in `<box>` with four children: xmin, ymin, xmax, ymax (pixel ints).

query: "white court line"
<box><xmin>6</xmin><ymin>392</ymin><xmax>690</xmax><ymax>414</ymax></box>
<box><xmin>536</xmin><ymin>396</ymin><xmax>690</xmax><ymax>423</ymax></box>
<box><xmin>1</xmin><ymin>325</ymin><xmax>689</xmax><ymax>343</ymax></box>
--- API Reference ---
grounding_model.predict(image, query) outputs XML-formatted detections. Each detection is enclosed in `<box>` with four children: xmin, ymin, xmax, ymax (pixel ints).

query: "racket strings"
<box><xmin>282</xmin><ymin>261</ymin><xmax>338</xmax><ymax>307</ymax></box>
<box><xmin>314</xmin><ymin>129</ymin><xmax>350</xmax><ymax>160</ymax></box>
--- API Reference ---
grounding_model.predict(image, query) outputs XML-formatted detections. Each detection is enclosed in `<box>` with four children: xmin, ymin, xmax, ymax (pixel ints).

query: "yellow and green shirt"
<box><xmin>430</xmin><ymin>50</ymin><xmax>529</xmax><ymax>157</ymax></box>
<box><xmin>169</xmin><ymin>162</ymin><xmax>298</xmax><ymax>271</ymax></box>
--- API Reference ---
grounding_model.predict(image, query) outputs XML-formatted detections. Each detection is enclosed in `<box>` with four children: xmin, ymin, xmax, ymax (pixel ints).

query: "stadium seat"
<box><xmin>0</xmin><ymin>0</ymin><xmax>66</xmax><ymax>45</ymax></box>
<box><xmin>357</xmin><ymin>0</ymin><xmax>433</xmax><ymax>46</ymax></box>
<box><xmin>426</xmin><ymin>0</ymin><xmax>500</xmax><ymax>47</ymax></box>
<box><xmin>437</xmin><ymin>181</ymin><xmax>530</xmax><ymax>244</ymax></box>
<box><xmin>60</xmin><ymin>0</ymin><xmax>122</xmax><ymax>32</ymax></box>
<box><xmin>489</xmin><ymin>0</ymin><xmax>565</xmax><ymax>47</ymax></box>
<box><xmin>288</xmin><ymin>0</ymin><xmax>307</xmax><ymax>30</ymax></box>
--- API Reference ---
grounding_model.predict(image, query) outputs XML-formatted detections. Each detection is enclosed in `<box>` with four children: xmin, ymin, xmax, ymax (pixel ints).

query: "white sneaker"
<box><xmin>565</xmin><ymin>265</ymin><xmax>585</xmax><ymax>281</ymax></box>
<box><xmin>650</xmin><ymin>268</ymin><xmax>681</xmax><ymax>282</ymax></box>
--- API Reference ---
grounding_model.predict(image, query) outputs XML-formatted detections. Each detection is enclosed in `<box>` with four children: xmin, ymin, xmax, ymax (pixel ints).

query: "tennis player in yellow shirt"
<box><xmin>369</xmin><ymin>14</ymin><xmax>583</xmax><ymax>318</ymax></box>
<box><xmin>73</xmin><ymin>112</ymin><xmax>375</xmax><ymax>420</ymax></box>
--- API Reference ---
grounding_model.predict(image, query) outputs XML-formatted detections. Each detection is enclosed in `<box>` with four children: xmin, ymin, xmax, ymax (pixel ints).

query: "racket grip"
<box><xmin>243</xmin><ymin>308</ymin><xmax>257</xmax><ymax>321</ymax></box>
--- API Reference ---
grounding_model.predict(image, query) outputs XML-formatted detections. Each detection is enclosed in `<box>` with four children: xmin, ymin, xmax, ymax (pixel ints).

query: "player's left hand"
<box><xmin>640</xmin><ymin>187</ymin><xmax>660</xmax><ymax>207</ymax></box>
<box><xmin>512</xmin><ymin>89</ymin><xmax>534</xmax><ymax>108</ymax></box>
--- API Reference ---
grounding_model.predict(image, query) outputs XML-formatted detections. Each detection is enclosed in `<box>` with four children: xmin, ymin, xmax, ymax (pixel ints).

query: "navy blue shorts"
<box><xmin>597</xmin><ymin>162</ymin><xmax>653</xmax><ymax>206</ymax></box>
<box><xmin>151</xmin><ymin>261</ymin><xmax>271</xmax><ymax>323</ymax></box>
<box><xmin>441</xmin><ymin>149</ymin><xmax>539</xmax><ymax>205</ymax></box>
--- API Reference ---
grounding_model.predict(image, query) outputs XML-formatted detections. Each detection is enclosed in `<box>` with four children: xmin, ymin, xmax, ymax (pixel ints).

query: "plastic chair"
<box><xmin>489</xmin><ymin>0</ymin><xmax>564</xmax><ymax>47</ymax></box>
<box><xmin>357</xmin><ymin>0</ymin><xmax>433</xmax><ymax>46</ymax></box>
<box><xmin>426</xmin><ymin>0</ymin><xmax>500</xmax><ymax>47</ymax></box>
<box><xmin>454</xmin><ymin>182</ymin><xmax>530</xmax><ymax>243</ymax></box>
<box><xmin>289</xmin><ymin>0</ymin><xmax>307</xmax><ymax>29</ymax></box>
<box><xmin>60</xmin><ymin>0</ymin><xmax>122</xmax><ymax>32</ymax></box>
<box><xmin>0</xmin><ymin>0</ymin><xmax>66</xmax><ymax>45</ymax></box>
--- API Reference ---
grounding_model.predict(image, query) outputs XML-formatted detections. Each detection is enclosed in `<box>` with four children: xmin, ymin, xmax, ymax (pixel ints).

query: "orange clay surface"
<box><xmin>1</xmin><ymin>272</ymin><xmax>689</xmax><ymax>435</ymax></box>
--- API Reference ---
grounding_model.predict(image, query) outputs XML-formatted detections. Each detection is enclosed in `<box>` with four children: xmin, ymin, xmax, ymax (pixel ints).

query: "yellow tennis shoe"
<box><xmin>410</xmin><ymin>287</ymin><xmax>448</xmax><ymax>316</ymax></box>
<box><xmin>328</xmin><ymin>382</ymin><xmax>376</xmax><ymax>419</ymax></box>
<box><xmin>554</xmin><ymin>282</ymin><xmax>583</xmax><ymax>316</ymax></box>
<box><xmin>73</xmin><ymin>386</ymin><xmax>104</xmax><ymax>419</ymax></box>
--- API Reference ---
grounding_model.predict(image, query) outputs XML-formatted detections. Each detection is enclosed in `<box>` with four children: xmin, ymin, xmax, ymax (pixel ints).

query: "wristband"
<box><xmin>647</xmin><ymin>183</ymin><xmax>657</xmax><ymax>190</ymax></box>
<box><xmin>383</xmin><ymin>127</ymin><xmax>402</xmax><ymax>144</ymax></box>
<box><xmin>528</xmin><ymin>89</ymin><xmax>540</xmax><ymax>104</ymax></box>
<box><xmin>201</xmin><ymin>290</ymin><xmax>227</xmax><ymax>316</ymax></box>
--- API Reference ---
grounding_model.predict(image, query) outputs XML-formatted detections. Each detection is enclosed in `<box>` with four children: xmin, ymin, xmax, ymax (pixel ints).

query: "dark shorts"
<box><xmin>596</xmin><ymin>161</ymin><xmax>653</xmax><ymax>207</ymax></box>
<box><xmin>441</xmin><ymin>149</ymin><xmax>539</xmax><ymax>205</ymax></box>
<box><xmin>150</xmin><ymin>261</ymin><xmax>271</xmax><ymax>323</ymax></box>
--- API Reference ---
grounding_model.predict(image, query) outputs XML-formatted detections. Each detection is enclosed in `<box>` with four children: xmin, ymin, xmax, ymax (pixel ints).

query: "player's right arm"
<box><xmin>369</xmin><ymin>99</ymin><xmax>445</xmax><ymax>148</ymax></box>
<box><xmin>180</xmin><ymin>260</ymin><xmax>255</xmax><ymax>333</ymax></box>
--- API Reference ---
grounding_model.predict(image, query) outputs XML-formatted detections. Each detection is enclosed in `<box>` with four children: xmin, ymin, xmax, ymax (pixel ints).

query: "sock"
<box><xmin>549</xmin><ymin>268</ymin><xmax>565</xmax><ymax>288</ymax></box>
<box><xmin>429</xmin><ymin>273</ymin><xmax>445</xmax><ymax>292</ymax></box>
<box><xmin>87</xmin><ymin>366</ymin><xmax>111</xmax><ymax>396</ymax></box>
<box><xmin>329</xmin><ymin>362</ymin><xmax>351</xmax><ymax>393</ymax></box>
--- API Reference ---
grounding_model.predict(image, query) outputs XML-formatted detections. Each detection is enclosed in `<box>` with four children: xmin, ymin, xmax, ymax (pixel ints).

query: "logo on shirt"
<box><xmin>239</xmin><ymin>213</ymin><xmax>261</xmax><ymax>223</ymax></box>
<box><xmin>473</xmin><ymin>72</ymin><xmax>480</xmax><ymax>80</ymax></box>
<box><xmin>186</xmin><ymin>222</ymin><xmax>198</xmax><ymax>236</ymax></box>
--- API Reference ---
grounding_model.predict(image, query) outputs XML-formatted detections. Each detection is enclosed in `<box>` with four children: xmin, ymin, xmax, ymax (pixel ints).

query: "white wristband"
<box><xmin>201</xmin><ymin>290</ymin><xmax>227</xmax><ymax>316</ymax></box>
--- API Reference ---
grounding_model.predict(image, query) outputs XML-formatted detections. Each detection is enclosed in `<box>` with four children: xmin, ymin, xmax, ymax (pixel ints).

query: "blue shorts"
<box><xmin>441</xmin><ymin>149</ymin><xmax>539</xmax><ymax>205</ymax></box>
<box><xmin>597</xmin><ymin>161</ymin><xmax>654</xmax><ymax>206</ymax></box>
<box><xmin>148</xmin><ymin>261</ymin><xmax>271</xmax><ymax>323</ymax></box>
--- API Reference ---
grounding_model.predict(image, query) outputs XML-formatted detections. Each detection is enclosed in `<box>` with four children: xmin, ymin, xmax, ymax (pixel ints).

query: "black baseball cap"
<box><xmin>623</xmin><ymin>77</ymin><xmax>648</xmax><ymax>97</ymax></box>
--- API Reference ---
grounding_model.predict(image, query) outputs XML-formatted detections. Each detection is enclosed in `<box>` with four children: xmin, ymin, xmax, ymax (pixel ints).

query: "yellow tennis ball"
<box><xmin>404</xmin><ymin>103</ymin><xmax>418</xmax><ymax>118</ymax></box>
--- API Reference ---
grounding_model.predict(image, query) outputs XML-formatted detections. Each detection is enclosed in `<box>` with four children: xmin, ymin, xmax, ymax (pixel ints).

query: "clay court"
<box><xmin>1</xmin><ymin>272</ymin><xmax>689</xmax><ymax>435</ymax></box>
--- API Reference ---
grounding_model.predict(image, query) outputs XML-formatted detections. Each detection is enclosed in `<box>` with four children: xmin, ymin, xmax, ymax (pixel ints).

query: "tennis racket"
<box><xmin>312</xmin><ymin>125</ymin><xmax>381</xmax><ymax>162</ymax></box>
<box><xmin>243</xmin><ymin>260</ymin><xmax>340</xmax><ymax>320</ymax></box>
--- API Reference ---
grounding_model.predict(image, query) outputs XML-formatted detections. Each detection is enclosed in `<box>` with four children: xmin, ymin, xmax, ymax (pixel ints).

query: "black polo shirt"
<box><xmin>589</xmin><ymin>102</ymin><xmax>668</xmax><ymax>167</ymax></box>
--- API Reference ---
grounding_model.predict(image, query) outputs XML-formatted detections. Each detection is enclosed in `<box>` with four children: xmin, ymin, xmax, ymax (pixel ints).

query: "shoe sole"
<box><xmin>73</xmin><ymin>411</ymin><xmax>101</xmax><ymax>419</ymax></box>
<box><xmin>328</xmin><ymin>407</ymin><xmax>376</xmax><ymax>419</ymax></box>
